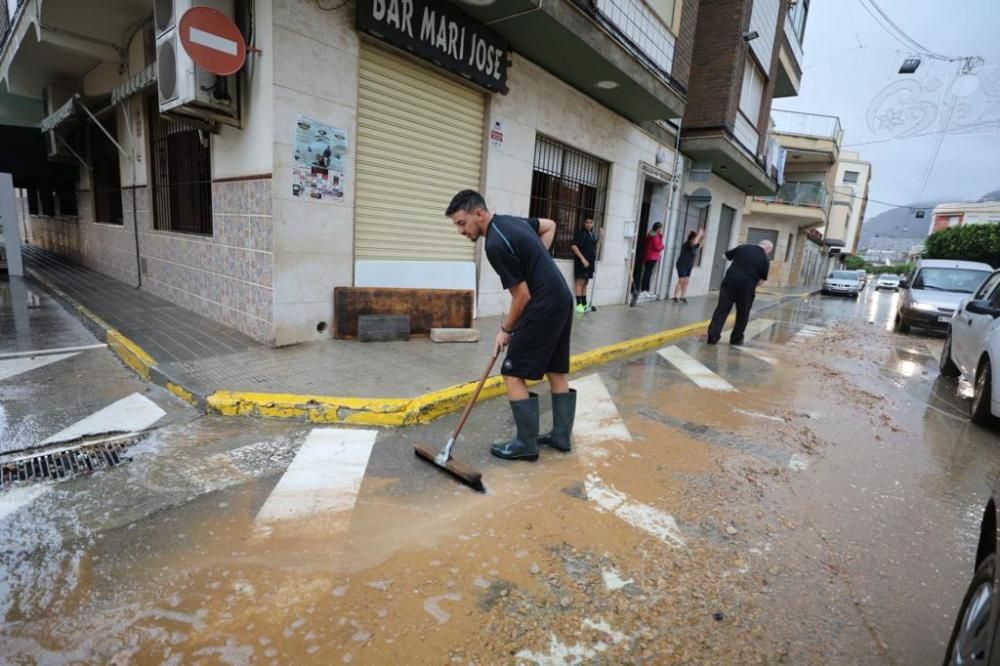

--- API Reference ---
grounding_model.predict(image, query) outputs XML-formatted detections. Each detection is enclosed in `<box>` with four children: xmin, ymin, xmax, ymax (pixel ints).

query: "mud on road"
<box><xmin>2</xmin><ymin>294</ymin><xmax>997</xmax><ymax>664</ymax></box>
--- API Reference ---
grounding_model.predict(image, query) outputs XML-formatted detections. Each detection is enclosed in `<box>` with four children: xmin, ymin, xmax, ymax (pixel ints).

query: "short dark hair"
<box><xmin>445</xmin><ymin>190</ymin><xmax>488</xmax><ymax>217</ymax></box>
<box><xmin>651</xmin><ymin>222</ymin><xmax>663</xmax><ymax>232</ymax></box>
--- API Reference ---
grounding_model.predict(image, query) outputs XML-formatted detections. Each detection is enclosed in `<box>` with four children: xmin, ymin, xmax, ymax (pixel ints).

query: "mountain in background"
<box><xmin>858</xmin><ymin>187</ymin><xmax>1000</xmax><ymax>251</ymax></box>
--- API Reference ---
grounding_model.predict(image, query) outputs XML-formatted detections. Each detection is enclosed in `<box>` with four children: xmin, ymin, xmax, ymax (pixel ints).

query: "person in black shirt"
<box><xmin>706</xmin><ymin>240</ymin><xmax>773</xmax><ymax>345</ymax></box>
<box><xmin>570</xmin><ymin>218</ymin><xmax>598</xmax><ymax>313</ymax></box>
<box><xmin>672</xmin><ymin>228</ymin><xmax>704</xmax><ymax>304</ymax></box>
<box><xmin>447</xmin><ymin>190</ymin><xmax>577</xmax><ymax>461</ymax></box>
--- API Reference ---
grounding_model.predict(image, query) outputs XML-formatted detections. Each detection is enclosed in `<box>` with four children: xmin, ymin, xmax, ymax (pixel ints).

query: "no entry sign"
<box><xmin>179</xmin><ymin>7</ymin><xmax>247</xmax><ymax>76</ymax></box>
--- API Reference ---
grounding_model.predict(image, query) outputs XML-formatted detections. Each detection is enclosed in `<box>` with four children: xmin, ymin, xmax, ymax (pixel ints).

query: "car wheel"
<box><xmin>895</xmin><ymin>313</ymin><xmax>911</xmax><ymax>334</ymax></box>
<box><xmin>940</xmin><ymin>330</ymin><xmax>961</xmax><ymax>377</ymax></box>
<box><xmin>972</xmin><ymin>359</ymin><xmax>995</xmax><ymax>426</ymax></box>
<box><xmin>944</xmin><ymin>553</ymin><xmax>996</xmax><ymax>665</ymax></box>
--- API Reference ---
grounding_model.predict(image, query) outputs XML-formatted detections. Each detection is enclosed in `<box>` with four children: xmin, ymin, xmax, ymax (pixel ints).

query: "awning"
<box><xmin>39</xmin><ymin>97</ymin><xmax>76</xmax><ymax>133</ymax></box>
<box><xmin>111</xmin><ymin>63</ymin><xmax>156</xmax><ymax>106</ymax></box>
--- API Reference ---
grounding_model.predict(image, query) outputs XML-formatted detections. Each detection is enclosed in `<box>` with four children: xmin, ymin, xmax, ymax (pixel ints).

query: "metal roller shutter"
<box><xmin>355</xmin><ymin>43</ymin><xmax>485</xmax><ymax>261</ymax></box>
<box><xmin>746</xmin><ymin>227</ymin><xmax>779</xmax><ymax>258</ymax></box>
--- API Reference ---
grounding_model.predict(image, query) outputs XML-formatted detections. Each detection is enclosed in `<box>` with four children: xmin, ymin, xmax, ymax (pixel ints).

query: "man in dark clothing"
<box><xmin>447</xmin><ymin>190</ymin><xmax>577</xmax><ymax>461</ymax></box>
<box><xmin>706</xmin><ymin>240</ymin><xmax>773</xmax><ymax>345</ymax></box>
<box><xmin>570</xmin><ymin>218</ymin><xmax>598</xmax><ymax>313</ymax></box>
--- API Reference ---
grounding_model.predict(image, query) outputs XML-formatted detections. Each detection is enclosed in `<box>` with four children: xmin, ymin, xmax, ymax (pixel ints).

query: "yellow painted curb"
<box><xmin>206</xmin><ymin>314</ymin><xmax>729</xmax><ymax>426</ymax></box>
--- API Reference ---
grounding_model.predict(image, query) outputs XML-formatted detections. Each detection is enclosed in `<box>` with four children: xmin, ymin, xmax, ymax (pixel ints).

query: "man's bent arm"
<box><xmin>537</xmin><ymin>218</ymin><xmax>556</xmax><ymax>250</ymax></box>
<box><xmin>503</xmin><ymin>281</ymin><xmax>532</xmax><ymax>332</ymax></box>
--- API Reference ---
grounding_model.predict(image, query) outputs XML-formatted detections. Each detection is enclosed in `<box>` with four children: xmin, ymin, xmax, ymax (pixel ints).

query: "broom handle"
<box><xmin>451</xmin><ymin>352</ymin><xmax>499</xmax><ymax>440</ymax></box>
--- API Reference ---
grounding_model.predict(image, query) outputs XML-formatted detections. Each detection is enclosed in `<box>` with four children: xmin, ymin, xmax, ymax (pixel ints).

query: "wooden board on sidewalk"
<box><xmin>334</xmin><ymin>287</ymin><xmax>473</xmax><ymax>339</ymax></box>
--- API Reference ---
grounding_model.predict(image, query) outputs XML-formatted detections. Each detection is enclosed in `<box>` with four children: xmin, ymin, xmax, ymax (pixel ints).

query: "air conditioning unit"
<box><xmin>41</xmin><ymin>84</ymin><xmax>82</xmax><ymax>163</ymax></box>
<box><xmin>155</xmin><ymin>0</ymin><xmax>240</xmax><ymax>127</ymax></box>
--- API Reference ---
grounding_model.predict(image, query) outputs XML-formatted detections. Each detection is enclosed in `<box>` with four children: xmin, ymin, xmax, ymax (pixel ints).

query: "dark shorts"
<box><xmin>676</xmin><ymin>261</ymin><xmax>693</xmax><ymax>278</ymax></box>
<box><xmin>574</xmin><ymin>261</ymin><xmax>595</xmax><ymax>280</ymax></box>
<box><xmin>502</xmin><ymin>305</ymin><xmax>573</xmax><ymax>380</ymax></box>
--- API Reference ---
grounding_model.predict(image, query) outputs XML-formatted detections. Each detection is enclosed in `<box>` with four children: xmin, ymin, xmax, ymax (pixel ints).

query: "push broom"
<box><xmin>414</xmin><ymin>352</ymin><xmax>498</xmax><ymax>493</ymax></box>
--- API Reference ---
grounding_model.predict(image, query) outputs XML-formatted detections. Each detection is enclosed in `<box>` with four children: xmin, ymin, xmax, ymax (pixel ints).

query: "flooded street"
<box><xmin>2</xmin><ymin>287</ymin><xmax>997</xmax><ymax>664</ymax></box>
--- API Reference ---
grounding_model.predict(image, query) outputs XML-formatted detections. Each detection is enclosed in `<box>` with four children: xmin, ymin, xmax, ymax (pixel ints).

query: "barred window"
<box><xmin>90</xmin><ymin>116</ymin><xmax>123</xmax><ymax>225</ymax></box>
<box><xmin>147</xmin><ymin>95</ymin><xmax>213</xmax><ymax>235</ymax></box>
<box><xmin>529</xmin><ymin>136</ymin><xmax>609</xmax><ymax>260</ymax></box>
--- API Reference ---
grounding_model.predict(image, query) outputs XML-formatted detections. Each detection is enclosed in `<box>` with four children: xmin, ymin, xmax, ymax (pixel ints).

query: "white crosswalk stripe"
<box><xmin>40</xmin><ymin>393</ymin><xmax>166</xmax><ymax>445</ymax></box>
<box><xmin>658</xmin><ymin>346</ymin><xmax>736</xmax><ymax>392</ymax></box>
<box><xmin>571</xmin><ymin>373</ymin><xmax>686</xmax><ymax>548</ymax></box>
<box><xmin>731</xmin><ymin>345</ymin><xmax>779</xmax><ymax>366</ymax></box>
<box><xmin>790</xmin><ymin>324</ymin><xmax>825</xmax><ymax>344</ymax></box>
<box><xmin>731</xmin><ymin>318</ymin><xmax>776</xmax><ymax>341</ymax></box>
<box><xmin>0</xmin><ymin>352</ymin><xmax>80</xmax><ymax>383</ymax></box>
<box><xmin>254</xmin><ymin>428</ymin><xmax>377</xmax><ymax>529</ymax></box>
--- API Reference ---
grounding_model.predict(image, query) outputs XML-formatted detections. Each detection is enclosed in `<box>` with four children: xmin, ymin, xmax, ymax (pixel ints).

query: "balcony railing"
<box><xmin>756</xmin><ymin>182</ymin><xmax>829</xmax><ymax>209</ymax></box>
<box><xmin>593</xmin><ymin>0</ymin><xmax>677</xmax><ymax>77</ymax></box>
<box><xmin>1</xmin><ymin>0</ymin><xmax>24</xmax><ymax>54</ymax></box>
<box><xmin>771</xmin><ymin>110</ymin><xmax>843</xmax><ymax>144</ymax></box>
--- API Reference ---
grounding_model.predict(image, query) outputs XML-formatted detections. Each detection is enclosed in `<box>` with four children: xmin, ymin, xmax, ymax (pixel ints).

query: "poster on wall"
<box><xmin>292</xmin><ymin>116</ymin><xmax>347</xmax><ymax>202</ymax></box>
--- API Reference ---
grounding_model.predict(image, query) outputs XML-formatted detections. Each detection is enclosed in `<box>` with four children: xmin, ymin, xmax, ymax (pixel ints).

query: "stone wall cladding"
<box><xmin>138</xmin><ymin>177</ymin><xmax>275</xmax><ymax>344</ymax></box>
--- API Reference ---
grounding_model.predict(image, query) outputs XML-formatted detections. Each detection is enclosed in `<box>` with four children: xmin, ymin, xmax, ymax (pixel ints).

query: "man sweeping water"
<box><xmin>447</xmin><ymin>190</ymin><xmax>576</xmax><ymax>461</ymax></box>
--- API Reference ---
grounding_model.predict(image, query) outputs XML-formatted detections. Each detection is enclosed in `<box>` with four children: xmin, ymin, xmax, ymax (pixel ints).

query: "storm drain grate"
<box><xmin>0</xmin><ymin>434</ymin><xmax>146</xmax><ymax>491</ymax></box>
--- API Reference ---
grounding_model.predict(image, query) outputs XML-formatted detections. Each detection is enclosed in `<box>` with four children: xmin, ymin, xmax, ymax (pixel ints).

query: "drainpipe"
<box><xmin>659</xmin><ymin>121</ymin><xmax>685</xmax><ymax>299</ymax></box>
<box><xmin>119</xmin><ymin>102</ymin><xmax>142</xmax><ymax>289</ymax></box>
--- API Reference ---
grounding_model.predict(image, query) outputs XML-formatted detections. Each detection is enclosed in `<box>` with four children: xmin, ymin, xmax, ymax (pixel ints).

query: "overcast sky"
<box><xmin>775</xmin><ymin>0</ymin><xmax>1000</xmax><ymax>216</ymax></box>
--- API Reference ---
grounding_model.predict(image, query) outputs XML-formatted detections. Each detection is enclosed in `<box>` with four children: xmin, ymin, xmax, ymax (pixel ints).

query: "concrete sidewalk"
<box><xmin>18</xmin><ymin>245</ymin><xmax>817</xmax><ymax>425</ymax></box>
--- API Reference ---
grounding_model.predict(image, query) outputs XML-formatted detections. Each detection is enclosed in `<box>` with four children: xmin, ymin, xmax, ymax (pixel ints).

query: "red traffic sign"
<box><xmin>179</xmin><ymin>7</ymin><xmax>247</xmax><ymax>76</ymax></box>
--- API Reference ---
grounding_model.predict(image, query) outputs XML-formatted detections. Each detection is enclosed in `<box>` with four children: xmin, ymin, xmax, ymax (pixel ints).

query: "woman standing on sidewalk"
<box><xmin>672</xmin><ymin>228</ymin><xmax>704</xmax><ymax>303</ymax></box>
<box><xmin>638</xmin><ymin>222</ymin><xmax>665</xmax><ymax>298</ymax></box>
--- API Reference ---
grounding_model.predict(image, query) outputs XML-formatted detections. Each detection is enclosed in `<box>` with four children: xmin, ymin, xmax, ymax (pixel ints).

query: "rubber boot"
<box><xmin>538</xmin><ymin>389</ymin><xmax>576</xmax><ymax>452</ymax></box>
<box><xmin>491</xmin><ymin>393</ymin><xmax>540</xmax><ymax>461</ymax></box>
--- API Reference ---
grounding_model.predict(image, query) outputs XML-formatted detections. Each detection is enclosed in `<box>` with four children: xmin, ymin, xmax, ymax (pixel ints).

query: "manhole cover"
<box><xmin>0</xmin><ymin>433</ymin><xmax>146</xmax><ymax>491</ymax></box>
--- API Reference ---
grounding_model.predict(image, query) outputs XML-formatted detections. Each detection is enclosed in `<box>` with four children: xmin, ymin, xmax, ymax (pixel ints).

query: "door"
<box><xmin>631</xmin><ymin>182</ymin><xmax>654</xmax><ymax>293</ymax></box>
<box><xmin>955</xmin><ymin>271</ymin><xmax>1000</xmax><ymax>374</ymax></box>
<box><xmin>709</xmin><ymin>205</ymin><xmax>736</xmax><ymax>290</ymax></box>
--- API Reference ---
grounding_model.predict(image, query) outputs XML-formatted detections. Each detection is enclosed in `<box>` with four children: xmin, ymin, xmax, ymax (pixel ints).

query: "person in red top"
<box><xmin>638</xmin><ymin>222</ymin><xmax>665</xmax><ymax>297</ymax></box>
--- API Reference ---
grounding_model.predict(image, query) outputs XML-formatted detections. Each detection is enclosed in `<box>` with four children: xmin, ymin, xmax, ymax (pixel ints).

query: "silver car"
<box><xmin>895</xmin><ymin>259</ymin><xmax>993</xmax><ymax>334</ymax></box>
<box><xmin>822</xmin><ymin>270</ymin><xmax>862</xmax><ymax>298</ymax></box>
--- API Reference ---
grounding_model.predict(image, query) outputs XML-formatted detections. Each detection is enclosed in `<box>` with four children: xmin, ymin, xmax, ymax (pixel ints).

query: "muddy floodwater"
<box><xmin>2</xmin><ymin>289</ymin><xmax>997</xmax><ymax>664</ymax></box>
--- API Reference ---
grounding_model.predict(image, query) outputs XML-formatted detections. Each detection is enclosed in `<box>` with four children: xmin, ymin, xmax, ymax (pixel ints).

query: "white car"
<box><xmin>940</xmin><ymin>268</ymin><xmax>1000</xmax><ymax>425</ymax></box>
<box><xmin>822</xmin><ymin>270</ymin><xmax>862</xmax><ymax>298</ymax></box>
<box><xmin>875</xmin><ymin>274</ymin><xmax>900</xmax><ymax>291</ymax></box>
<box><xmin>896</xmin><ymin>259</ymin><xmax>993</xmax><ymax>334</ymax></box>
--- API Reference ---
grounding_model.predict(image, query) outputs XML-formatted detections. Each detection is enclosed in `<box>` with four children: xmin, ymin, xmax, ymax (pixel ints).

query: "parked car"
<box><xmin>940</xmin><ymin>267</ymin><xmax>1000</xmax><ymax>425</ymax></box>
<box><xmin>895</xmin><ymin>259</ymin><xmax>993</xmax><ymax>334</ymax></box>
<box><xmin>944</xmin><ymin>495</ymin><xmax>1000</xmax><ymax>664</ymax></box>
<box><xmin>822</xmin><ymin>270</ymin><xmax>862</xmax><ymax>298</ymax></box>
<box><xmin>875</xmin><ymin>274</ymin><xmax>901</xmax><ymax>291</ymax></box>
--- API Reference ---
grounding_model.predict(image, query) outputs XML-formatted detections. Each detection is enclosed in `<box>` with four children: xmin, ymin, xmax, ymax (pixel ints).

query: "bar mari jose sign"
<box><xmin>357</xmin><ymin>0</ymin><xmax>510</xmax><ymax>94</ymax></box>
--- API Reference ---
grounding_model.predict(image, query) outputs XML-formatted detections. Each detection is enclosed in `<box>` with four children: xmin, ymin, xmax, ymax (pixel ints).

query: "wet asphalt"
<box><xmin>1</xmin><ymin>284</ymin><xmax>997</xmax><ymax>664</ymax></box>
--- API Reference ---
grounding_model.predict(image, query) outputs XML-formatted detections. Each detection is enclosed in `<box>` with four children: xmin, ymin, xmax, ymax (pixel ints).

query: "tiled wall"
<box><xmin>27</xmin><ymin>180</ymin><xmax>275</xmax><ymax>344</ymax></box>
<box><xmin>139</xmin><ymin>178</ymin><xmax>275</xmax><ymax>343</ymax></box>
<box><xmin>26</xmin><ymin>189</ymin><xmax>140</xmax><ymax>285</ymax></box>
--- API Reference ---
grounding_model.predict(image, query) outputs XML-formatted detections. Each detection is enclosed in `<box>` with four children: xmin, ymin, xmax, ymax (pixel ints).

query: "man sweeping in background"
<box><xmin>706</xmin><ymin>239</ymin><xmax>772</xmax><ymax>346</ymax></box>
<box><xmin>447</xmin><ymin>190</ymin><xmax>577</xmax><ymax>461</ymax></box>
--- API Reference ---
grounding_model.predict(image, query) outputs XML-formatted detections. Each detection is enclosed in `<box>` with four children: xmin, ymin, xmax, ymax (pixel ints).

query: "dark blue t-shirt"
<box><xmin>485</xmin><ymin>215</ymin><xmax>573</xmax><ymax>321</ymax></box>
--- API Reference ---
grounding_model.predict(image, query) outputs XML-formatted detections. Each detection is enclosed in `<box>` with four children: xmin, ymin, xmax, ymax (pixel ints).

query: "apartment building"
<box><xmin>0</xmin><ymin>0</ymin><xmax>813</xmax><ymax>345</ymax></box>
<box><xmin>738</xmin><ymin>110</ymin><xmax>871</xmax><ymax>288</ymax></box>
<box><xmin>2</xmin><ymin>0</ymin><xmax>708</xmax><ymax>345</ymax></box>
<box><xmin>668</xmin><ymin>0</ymin><xmax>807</xmax><ymax>297</ymax></box>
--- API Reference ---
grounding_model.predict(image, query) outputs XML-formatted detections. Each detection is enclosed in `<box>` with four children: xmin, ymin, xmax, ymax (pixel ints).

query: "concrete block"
<box><xmin>358</xmin><ymin>314</ymin><xmax>409</xmax><ymax>342</ymax></box>
<box><xmin>430</xmin><ymin>328</ymin><xmax>480</xmax><ymax>343</ymax></box>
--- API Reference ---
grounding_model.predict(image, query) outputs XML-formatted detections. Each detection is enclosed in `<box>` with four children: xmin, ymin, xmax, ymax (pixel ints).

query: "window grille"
<box><xmin>147</xmin><ymin>95</ymin><xmax>213</xmax><ymax>235</ymax></box>
<box><xmin>529</xmin><ymin>136</ymin><xmax>609</xmax><ymax>260</ymax></box>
